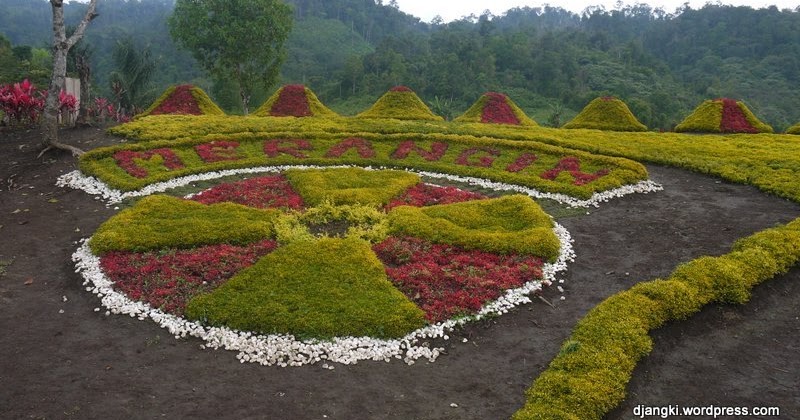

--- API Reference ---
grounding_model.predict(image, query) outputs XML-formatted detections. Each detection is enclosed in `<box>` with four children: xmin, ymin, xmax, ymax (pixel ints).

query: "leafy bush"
<box><xmin>184</xmin><ymin>237</ymin><xmax>427</xmax><ymax>339</ymax></box>
<box><xmin>388</xmin><ymin>195</ymin><xmax>560</xmax><ymax>260</ymax></box>
<box><xmin>786</xmin><ymin>122</ymin><xmax>800</xmax><ymax>134</ymax></box>
<box><xmin>562</xmin><ymin>97</ymin><xmax>647</xmax><ymax>132</ymax></box>
<box><xmin>90</xmin><ymin>195</ymin><xmax>279</xmax><ymax>254</ymax></box>
<box><xmin>356</xmin><ymin>86</ymin><xmax>444</xmax><ymax>121</ymax></box>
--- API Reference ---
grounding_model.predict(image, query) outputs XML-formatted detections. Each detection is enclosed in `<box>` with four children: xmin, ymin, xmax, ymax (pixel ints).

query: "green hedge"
<box><xmin>356</xmin><ymin>88</ymin><xmax>444</xmax><ymax>121</ymax></box>
<box><xmin>512</xmin><ymin>219</ymin><xmax>800</xmax><ymax>419</ymax></box>
<box><xmin>562</xmin><ymin>97</ymin><xmax>647</xmax><ymax>132</ymax></box>
<box><xmin>185</xmin><ymin>237</ymin><xmax>427</xmax><ymax>339</ymax></box>
<box><xmin>388</xmin><ymin>195</ymin><xmax>560</xmax><ymax>260</ymax></box>
<box><xmin>89</xmin><ymin>195</ymin><xmax>279</xmax><ymax>255</ymax></box>
<box><xmin>285</xmin><ymin>167</ymin><xmax>420</xmax><ymax>206</ymax></box>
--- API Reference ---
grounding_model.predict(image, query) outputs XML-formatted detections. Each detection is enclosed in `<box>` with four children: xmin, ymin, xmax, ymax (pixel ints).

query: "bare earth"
<box><xmin>0</xmin><ymin>127</ymin><xmax>797</xmax><ymax>419</ymax></box>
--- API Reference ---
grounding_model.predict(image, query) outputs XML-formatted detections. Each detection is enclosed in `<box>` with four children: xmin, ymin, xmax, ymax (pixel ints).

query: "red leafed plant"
<box><xmin>390</xmin><ymin>86</ymin><xmax>412</xmax><ymax>92</ymax></box>
<box><xmin>270</xmin><ymin>84</ymin><xmax>312</xmax><ymax>117</ymax></box>
<box><xmin>100</xmin><ymin>239</ymin><xmax>278</xmax><ymax>315</ymax></box>
<box><xmin>113</xmin><ymin>149</ymin><xmax>185</xmax><ymax>178</ymax></box>
<box><xmin>0</xmin><ymin>79</ymin><xmax>46</xmax><ymax>124</ymax></box>
<box><xmin>455</xmin><ymin>147</ymin><xmax>501</xmax><ymax>167</ymax></box>
<box><xmin>720</xmin><ymin>98</ymin><xmax>758</xmax><ymax>133</ymax></box>
<box><xmin>373</xmin><ymin>236</ymin><xmax>544</xmax><ymax>323</ymax></box>
<box><xmin>506</xmin><ymin>153</ymin><xmax>538</xmax><ymax>173</ymax></box>
<box><xmin>481</xmin><ymin>92</ymin><xmax>520</xmax><ymax>125</ymax></box>
<box><xmin>390</xmin><ymin>140</ymin><xmax>448</xmax><ymax>161</ymax></box>
<box><xmin>190</xmin><ymin>175</ymin><xmax>304</xmax><ymax>210</ymax></box>
<box><xmin>58</xmin><ymin>90</ymin><xmax>77</xmax><ymax>112</ymax></box>
<box><xmin>324</xmin><ymin>137</ymin><xmax>376</xmax><ymax>158</ymax></box>
<box><xmin>386</xmin><ymin>183</ymin><xmax>486</xmax><ymax>210</ymax></box>
<box><xmin>540</xmin><ymin>156</ymin><xmax>610</xmax><ymax>186</ymax></box>
<box><xmin>195</xmin><ymin>140</ymin><xmax>241</xmax><ymax>163</ymax></box>
<box><xmin>150</xmin><ymin>85</ymin><xmax>202</xmax><ymax>115</ymax></box>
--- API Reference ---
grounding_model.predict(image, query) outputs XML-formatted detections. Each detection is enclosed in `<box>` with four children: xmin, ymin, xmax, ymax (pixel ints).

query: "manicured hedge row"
<box><xmin>79</xmin><ymin>131</ymin><xmax>647</xmax><ymax>199</ymax></box>
<box><xmin>388</xmin><ymin>195</ymin><xmax>560</xmax><ymax>261</ymax></box>
<box><xmin>356</xmin><ymin>86</ymin><xmax>444</xmax><ymax>121</ymax></box>
<box><xmin>284</xmin><ymin>168</ymin><xmax>420</xmax><ymax>206</ymax></box>
<box><xmin>90</xmin><ymin>195</ymin><xmax>280</xmax><ymax>255</ymax></box>
<box><xmin>512</xmin><ymin>219</ymin><xmax>800</xmax><ymax>419</ymax></box>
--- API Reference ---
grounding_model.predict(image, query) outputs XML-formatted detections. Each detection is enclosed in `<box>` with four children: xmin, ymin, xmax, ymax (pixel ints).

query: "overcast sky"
<box><xmin>392</xmin><ymin>0</ymin><xmax>800</xmax><ymax>22</ymax></box>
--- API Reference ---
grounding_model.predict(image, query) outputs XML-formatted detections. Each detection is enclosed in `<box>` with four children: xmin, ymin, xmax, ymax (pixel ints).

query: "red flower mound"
<box><xmin>270</xmin><ymin>85</ymin><xmax>311</xmax><ymax>117</ymax></box>
<box><xmin>101</xmin><ymin>239</ymin><xmax>278</xmax><ymax>315</ymax></box>
<box><xmin>481</xmin><ymin>92</ymin><xmax>520</xmax><ymax>125</ymax></box>
<box><xmin>720</xmin><ymin>98</ymin><xmax>757</xmax><ymax>133</ymax></box>
<box><xmin>190</xmin><ymin>175</ymin><xmax>304</xmax><ymax>210</ymax></box>
<box><xmin>150</xmin><ymin>85</ymin><xmax>202</xmax><ymax>115</ymax></box>
<box><xmin>390</xmin><ymin>86</ymin><xmax>413</xmax><ymax>92</ymax></box>
<box><xmin>385</xmin><ymin>184</ymin><xmax>486</xmax><ymax>210</ymax></box>
<box><xmin>540</xmin><ymin>156</ymin><xmax>609</xmax><ymax>186</ymax></box>
<box><xmin>374</xmin><ymin>237</ymin><xmax>544</xmax><ymax>323</ymax></box>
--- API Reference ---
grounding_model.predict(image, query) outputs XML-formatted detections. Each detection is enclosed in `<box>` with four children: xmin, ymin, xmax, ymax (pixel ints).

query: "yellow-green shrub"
<box><xmin>562</xmin><ymin>97</ymin><xmax>647</xmax><ymax>132</ymax></box>
<box><xmin>185</xmin><ymin>237</ymin><xmax>426</xmax><ymax>339</ymax></box>
<box><xmin>356</xmin><ymin>88</ymin><xmax>444</xmax><ymax>121</ymax></box>
<box><xmin>786</xmin><ymin>122</ymin><xmax>800</xmax><ymax>134</ymax></box>
<box><xmin>674</xmin><ymin>99</ymin><xmax>723</xmax><ymax>133</ymax></box>
<box><xmin>89</xmin><ymin>195</ymin><xmax>278</xmax><ymax>255</ymax></box>
<box><xmin>285</xmin><ymin>167</ymin><xmax>420</xmax><ymax>206</ymax></box>
<box><xmin>388</xmin><ymin>195</ymin><xmax>560</xmax><ymax>260</ymax></box>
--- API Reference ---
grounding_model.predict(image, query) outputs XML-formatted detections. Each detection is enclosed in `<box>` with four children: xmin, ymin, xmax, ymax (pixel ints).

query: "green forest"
<box><xmin>2</xmin><ymin>0</ymin><xmax>800</xmax><ymax>130</ymax></box>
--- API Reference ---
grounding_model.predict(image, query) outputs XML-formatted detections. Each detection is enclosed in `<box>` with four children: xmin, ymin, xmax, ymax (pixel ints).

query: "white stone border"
<box><xmin>57</xmin><ymin>165</ymin><xmax>662</xmax><ymax>208</ymax></box>
<box><xmin>73</xmin><ymin>221</ymin><xmax>574</xmax><ymax>367</ymax></box>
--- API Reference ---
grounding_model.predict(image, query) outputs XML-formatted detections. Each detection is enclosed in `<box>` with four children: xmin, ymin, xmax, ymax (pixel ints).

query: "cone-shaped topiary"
<box><xmin>138</xmin><ymin>84</ymin><xmax>225</xmax><ymax>118</ymax></box>
<box><xmin>786</xmin><ymin>122</ymin><xmax>800</xmax><ymax>135</ymax></box>
<box><xmin>253</xmin><ymin>84</ymin><xmax>338</xmax><ymax>117</ymax></box>
<box><xmin>562</xmin><ymin>96</ymin><xmax>647</xmax><ymax>132</ymax></box>
<box><xmin>454</xmin><ymin>92</ymin><xmax>538</xmax><ymax>126</ymax></box>
<box><xmin>675</xmin><ymin>98</ymin><xmax>773</xmax><ymax>134</ymax></box>
<box><xmin>356</xmin><ymin>86</ymin><xmax>443</xmax><ymax>121</ymax></box>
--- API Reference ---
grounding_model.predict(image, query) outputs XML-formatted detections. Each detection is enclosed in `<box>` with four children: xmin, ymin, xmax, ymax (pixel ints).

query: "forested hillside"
<box><xmin>2</xmin><ymin>0</ymin><xmax>799</xmax><ymax>130</ymax></box>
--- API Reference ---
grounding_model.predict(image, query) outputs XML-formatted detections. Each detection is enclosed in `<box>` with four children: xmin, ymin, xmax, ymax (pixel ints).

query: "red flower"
<box><xmin>455</xmin><ymin>147</ymin><xmax>501</xmax><ymax>167</ymax></box>
<box><xmin>506</xmin><ymin>153</ymin><xmax>538</xmax><ymax>173</ymax></box>
<box><xmin>481</xmin><ymin>92</ymin><xmax>520</xmax><ymax>125</ymax></box>
<box><xmin>150</xmin><ymin>85</ymin><xmax>202</xmax><ymax>115</ymax></box>
<box><xmin>195</xmin><ymin>141</ymin><xmax>241</xmax><ymax>163</ymax></box>
<box><xmin>113</xmin><ymin>149</ymin><xmax>185</xmax><ymax>178</ymax></box>
<box><xmin>190</xmin><ymin>175</ymin><xmax>304</xmax><ymax>209</ymax></box>
<box><xmin>390</xmin><ymin>140</ymin><xmax>448</xmax><ymax>161</ymax></box>
<box><xmin>325</xmin><ymin>137</ymin><xmax>376</xmax><ymax>158</ymax></box>
<box><xmin>270</xmin><ymin>85</ymin><xmax>312</xmax><ymax>117</ymax></box>
<box><xmin>101</xmin><ymin>239</ymin><xmax>278</xmax><ymax>315</ymax></box>
<box><xmin>374</xmin><ymin>236</ymin><xmax>544</xmax><ymax>323</ymax></box>
<box><xmin>264</xmin><ymin>138</ymin><xmax>313</xmax><ymax>159</ymax></box>
<box><xmin>540</xmin><ymin>156</ymin><xmax>610</xmax><ymax>186</ymax></box>
<box><xmin>386</xmin><ymin>184</ymin><xmax>486</xmax><ymax>210</ymax></box>
<box><xmin>719</xmin><ymin>98</ymin><xmax>758</xmax><ymax>133</ymax></box>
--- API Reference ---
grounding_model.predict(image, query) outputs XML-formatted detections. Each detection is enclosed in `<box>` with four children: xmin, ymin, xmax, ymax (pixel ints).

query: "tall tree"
<box><xmin>169</xmin><ymin>0</ymin><xmax>293</xmax><ymax>114</ymax></box>
<box><xmin>40</xmin><ymin>0</ymin><xmax>97</xmax><ymax>157</ymax></box>
<box><xmin>108</xmin><ymin>38</ymin><xmax>156</xmax><ymax>116</ymax></box>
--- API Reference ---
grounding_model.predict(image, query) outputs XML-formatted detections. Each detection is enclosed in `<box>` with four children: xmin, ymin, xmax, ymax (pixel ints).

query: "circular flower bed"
<box><xmin>74</xmin><ymin>167</ymin><xmax>575</xmax><ymax>366</ymax></box>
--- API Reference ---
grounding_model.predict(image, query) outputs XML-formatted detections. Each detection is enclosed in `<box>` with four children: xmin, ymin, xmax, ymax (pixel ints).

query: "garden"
<box><xmin>2</xmin><ymin>84</ymin><xmax>799</xmax><ymax>419</ymax></box>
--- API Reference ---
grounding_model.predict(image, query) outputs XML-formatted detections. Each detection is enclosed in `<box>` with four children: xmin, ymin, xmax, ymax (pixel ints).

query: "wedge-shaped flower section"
<box><xmin>138</xmin><ymin>84</ymin><xmax>225</xmax><ymax>117</ymax></box>
<box><xmin>185</xmin><ymin>237</ymin><xmax>427</xmax><ymax>339</ymax></box>
<box><xmin>563</xmin><ymin>97</ymin><xmax>647</xmax><ymax>132</ymax></box>
<box><xmin>285</xmin><ymin>167</ymin><xmax>420</xmax><ymax>206</ymax></box>
<box><xmin>89</xmin><ymin>195</ymin><xmax>280</xmax><ymax>255</ymax></box>
<box><xmin>675</xmin><ymin>98</ymin><xmax>773</xmax><ymax>134</ymax></box>
<box><xmin>454</xmin><ymin>92</ymin><xmax>537</xmax><ymax>126</ymax></box>
<box><xmin>388</xmin><ymin>195</ymin><xmax>560</xmax><ymax>261</ymax></box>
<box><xmin>356</xmin><ymin>86</ymin><xmax>444</xmax><ymax>121</ymax></box>
<box><xmin>253</xmin><ymin>84</ymin><xmax>338</xmax><ymax>117</ymax></box>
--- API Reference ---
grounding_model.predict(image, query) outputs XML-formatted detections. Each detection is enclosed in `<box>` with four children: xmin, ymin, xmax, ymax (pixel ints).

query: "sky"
<box><xmin>392</xmin><ymin>0</ymin><xmax>800</xmax><ymax>22</ymax></box>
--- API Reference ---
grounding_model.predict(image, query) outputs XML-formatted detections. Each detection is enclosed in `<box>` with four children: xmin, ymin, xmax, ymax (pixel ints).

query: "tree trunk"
<box><xmin>40</xmin><ymin>0</ymin><xmax>98</xmax><ymax>158</ymax></box>
<box><xmin>240</xmin><ymin>88</ymin><xmax>250</xmax><ymax>115</ymax></box>
<box><xmin>76</xmin><ymin>52</ymin><xmax>92</xmax><ymax>125</ymax></box>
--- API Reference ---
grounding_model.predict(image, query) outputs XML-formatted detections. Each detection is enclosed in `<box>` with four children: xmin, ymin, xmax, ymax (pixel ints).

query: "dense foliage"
<box><xmin>562</xmin><ymin>97</ymin><xmax>647</xmax><ymax>131</ymax></box>
<box><xmin>4</xmin><ymin>1</ymin><xmax>800</xmax><ymax>128</ymax></box>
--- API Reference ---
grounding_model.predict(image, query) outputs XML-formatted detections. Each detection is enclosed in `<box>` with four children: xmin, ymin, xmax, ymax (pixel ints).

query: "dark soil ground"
<box><xmin>1</xmin><ymin>126</ymin><xmax>798</xmax><ymax>420</ymax></box>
